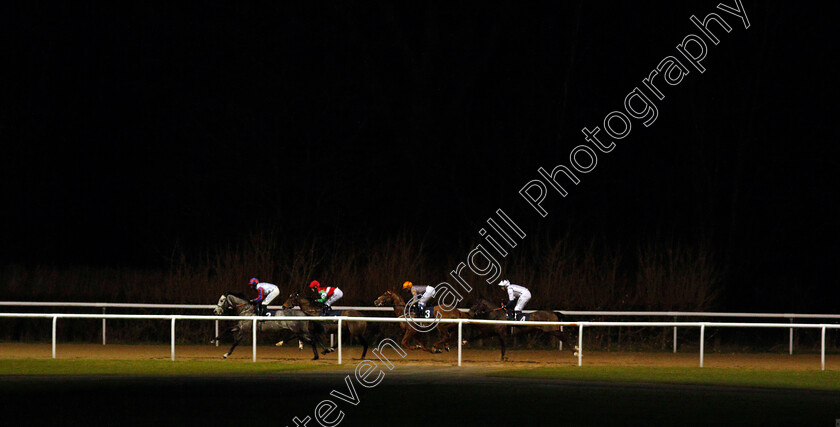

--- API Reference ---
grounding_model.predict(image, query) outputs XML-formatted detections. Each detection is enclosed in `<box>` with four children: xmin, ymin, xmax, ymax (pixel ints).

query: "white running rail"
<box><xmin>2</xmin><ymin>301</ymin><xmax>839</xmax><ymax>354</ymax></box>
<box><xmin>0</xmin><ymin>313</ymin><xmax>836</xmax><ymax>370</ymax></box>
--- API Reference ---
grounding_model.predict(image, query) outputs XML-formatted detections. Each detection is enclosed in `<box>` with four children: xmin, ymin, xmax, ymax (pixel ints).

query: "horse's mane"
<box><xmin>224</xmin><ymin>291</ymin><xmax>248</xmax><ymax>299</ymax></box>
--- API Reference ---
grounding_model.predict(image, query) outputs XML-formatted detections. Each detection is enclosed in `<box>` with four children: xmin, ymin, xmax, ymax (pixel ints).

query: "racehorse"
<box><xmin>211</xmin><ymin>292</ymin><xmax>325</xmax><ymax>360</ymax></box>
<box><xmin>373</xmin><ymin>289</ymin><xmax>468</xmax><ymax>353</ymax></box>
<box><xmin>281</xmin><ymin>292</ymin><xmax>370</xmax><ymax>359</ymax></box>
<box><xmin>466</xmin><ymin>296</ymin><xmax>578</xmax><ymax>361</ymax></box>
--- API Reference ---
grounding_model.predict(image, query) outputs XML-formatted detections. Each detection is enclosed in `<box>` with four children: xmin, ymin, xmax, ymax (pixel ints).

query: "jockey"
<box><xmin>249</xmin><ymin>278</ymin><xmax>279</xmax><ymax>316</ymax></box>
<box><xmin>309</xmin><ymin>280</ymin><xmax>343</xmax><ymax>315</ymax></box>
<box><xmin>402</xmin><ymin>281</ymin><xmax>435</xmax><ymax>316</ymax></box>
<box><xmin>499</xmin><ymin>279</ymin><xmax>530</xmax><ymax>320</ymax></box>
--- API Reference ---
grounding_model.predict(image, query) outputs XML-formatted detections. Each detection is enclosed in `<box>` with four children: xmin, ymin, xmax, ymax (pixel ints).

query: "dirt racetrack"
<box><xmin>1</xmin><ymin>342</ymin><xmax>836</xmax><ymax>370</ymax></box>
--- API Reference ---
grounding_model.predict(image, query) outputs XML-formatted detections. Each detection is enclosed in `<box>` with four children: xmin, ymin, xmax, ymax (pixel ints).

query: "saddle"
<box><xmin>507</xmin><ymin>311</ymin><xmax>530</xmax><ymax>321</ymax></box>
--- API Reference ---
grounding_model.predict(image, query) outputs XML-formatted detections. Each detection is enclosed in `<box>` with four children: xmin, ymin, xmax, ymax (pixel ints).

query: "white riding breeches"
<box><xmin>514</xmin><ymin>290</ymin><xmax>531</xmax><ymax>311</ymax></box>
<box><xmin>418</xmin><ymin>287</ymin><xmax>436</xmax><ymax>306</ymax></box>
<box><xmin>324</xmin><ymin>289</ymin><xmax>343</xmax><ymax>306</ymax></box>
<box><xmin>261</xmin><ymin>288</ymin><xmax>279</xmax><ymax>306</ymax></box>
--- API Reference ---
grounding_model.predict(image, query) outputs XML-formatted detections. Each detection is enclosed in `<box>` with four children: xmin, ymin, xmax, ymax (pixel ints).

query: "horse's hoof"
<box><xmin>298</xmin><ymin>342</ymin><xmax>304</xmax><ymax>350</ymax></box>
<box><xmin>312</xmin><ymin>357</ymin><xmax>319</xmax><ymax>361</ymax></box>
<box><xmin>276</xmin><ymin>341</ymin><xmax>285</xmax><ymax>347</ymax></box>
<box><xmin>222</xmin><ymin>354</ymin><xmax>229</xmax><ymax>359</ymax></box>
<box><xmin>444</xmin><ymin>347</ymin><xmax>450</xmax><ymax>352</ymax></box>
<box><xmin>431</xmin><ymin>349</ymin><xmax>442</xmax><ymax>354</ymax></box>
<box><xmin>573</xmin><ymin>352</ymin><xmax>579</xmax><ymax>357</ymax></box>
<box><xmin>574</xmin><ymin>345</ymin><xmax>580</xmax><ymax>351</ymax></box>
<box><xmin>462</xmin><ymin>340</ymin><xmax>468</xmax><ymax>345</ymax></box>
<box><xmin>414</xmin><ymin>345</ymin><xmax>422</xmax><ymax>350</ymax></box>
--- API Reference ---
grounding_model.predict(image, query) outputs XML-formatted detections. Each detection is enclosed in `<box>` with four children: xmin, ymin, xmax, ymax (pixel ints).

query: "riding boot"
<box><xmin>514</xmin><ymin>310</ymin><xmax>523</xmax><ymax>321</ymax></box>
<box><xmin>506</xmin><ymin>309</ymin><xmax>514</xmax><ymax>321</ymax></box>
<box><xmin>321</xmin><ymin>305</ymin><xmax>331</xmax><ymax>316</ymax></box>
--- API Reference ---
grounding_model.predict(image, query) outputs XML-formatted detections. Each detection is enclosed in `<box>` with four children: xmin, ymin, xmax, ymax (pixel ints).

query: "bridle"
<box><xmin>221</xmin><ymin>294</ymin><xmax>249</xmax><ymax>313</ymax></box>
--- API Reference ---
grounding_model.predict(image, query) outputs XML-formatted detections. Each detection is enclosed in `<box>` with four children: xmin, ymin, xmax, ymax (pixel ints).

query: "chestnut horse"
<box><xmin>374</xmin><ymin>289</ymin><xmax>468</xmax><ymax>353</ymax></box>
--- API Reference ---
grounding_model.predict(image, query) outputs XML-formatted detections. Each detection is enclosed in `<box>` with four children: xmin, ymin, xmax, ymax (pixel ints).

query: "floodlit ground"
<box><xmin>2</xmin><ymin>343</ymin><xmax>839</xmax><ymax>426</ymax></box>
<box><xmin>0</xmin><ymin>342</ymin><xmax>835</xmax><ymax>371</ymax></box>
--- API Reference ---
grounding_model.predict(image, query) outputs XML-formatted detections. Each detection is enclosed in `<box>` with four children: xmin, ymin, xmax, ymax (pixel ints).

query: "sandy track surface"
<box><xmin>1</xmin><ymin>342</ymin><xmax>835</xmax><ymax>370</ymax></box>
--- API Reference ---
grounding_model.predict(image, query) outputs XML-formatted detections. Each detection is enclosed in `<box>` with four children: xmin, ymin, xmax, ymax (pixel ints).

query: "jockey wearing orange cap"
<box><xmin>402</xmin><ymin>281</ymin><xmax>436</xmax><ymax>316</ymax></box>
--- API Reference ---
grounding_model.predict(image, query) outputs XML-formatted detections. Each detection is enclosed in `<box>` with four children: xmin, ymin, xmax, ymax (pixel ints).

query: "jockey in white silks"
<box><xmin>499</xmin><ymin>279</ymin><xmax>530</xmax><ymax>320</ymax></box>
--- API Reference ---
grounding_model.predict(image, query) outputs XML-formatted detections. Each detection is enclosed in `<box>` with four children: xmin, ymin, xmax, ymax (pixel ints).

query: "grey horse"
<box><xmin>211</xmin><ymin>292</ymin><xmax>326</xmax><ymax>360</ymax></box>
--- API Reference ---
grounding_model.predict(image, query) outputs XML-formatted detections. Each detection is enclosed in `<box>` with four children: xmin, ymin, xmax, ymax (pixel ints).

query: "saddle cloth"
<box><xmin>419</xmin><ymin>306</ymin><xmax>437</xmax><ymax>319</ymax></box>
<box><xmin>512</xmin><ymin>312</ymin><xmax>530</xmax><ymax>321</ymax></box>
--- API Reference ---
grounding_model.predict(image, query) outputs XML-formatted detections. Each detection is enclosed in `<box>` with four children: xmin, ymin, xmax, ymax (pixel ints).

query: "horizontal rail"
<box><xmin>2</xmin><ymin>312</ymin><xmax>839</xmax><ymax>329</ymax></box>
<box><xmin>3</xmin><ymin>312</ymin><xmax>835</xmax><ymax>370</ymax></box>
<box><xmin>3</xmin><ymin>301</ymin><xmax>840</xmax><ymax>320</ymax></box>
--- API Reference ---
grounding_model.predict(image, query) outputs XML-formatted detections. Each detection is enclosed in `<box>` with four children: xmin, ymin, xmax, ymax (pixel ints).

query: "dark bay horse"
<box><xmin>374</xmin><ymin>289</ymin><xmax>468</xmax><ymax>353</ymax></box>
<box><xmin>281</xmin><ymin>292</ymin><xmax>370</xmax><ymax>359</ymax></box>
<box><xmin>466</xmin><ymin>296</ymin><xmax>578</xmax><ymax>361</ymax></box>
<box><xmin>211</xmin><ymin>292</ymin><xmax>324</xmax><ymax>360</ymax></box>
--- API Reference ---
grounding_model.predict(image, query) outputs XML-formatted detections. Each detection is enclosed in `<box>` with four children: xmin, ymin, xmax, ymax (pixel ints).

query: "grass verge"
<box><xmin>492</xmin><ymin>366</ymin><xmax>840</xmax><ymax>391</ymax></box>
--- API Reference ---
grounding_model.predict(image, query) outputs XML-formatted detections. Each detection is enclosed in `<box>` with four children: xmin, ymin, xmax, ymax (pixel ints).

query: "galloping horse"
<box><xmin>281</xmin><ymin>292</ymin><xmax>370</xmax><ymax>359</ymax></box>
<box><xmin>374</xmin><ymin>289</ymin><xmax>468</xmax><ymax>353</ymax></box>
<box><xmin>211</xmin><ymin>292</ymin><xmax>324</xmax><ymax>360</ymax></box>
<box><xmin>466</xmin><ymin>296</ymin><xmax>578</xmax><ymax>361</ymax></box>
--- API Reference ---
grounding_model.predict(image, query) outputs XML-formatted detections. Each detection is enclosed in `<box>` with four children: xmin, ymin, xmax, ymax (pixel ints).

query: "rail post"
<box><xmin>102</xmin><ymin>308</ymin><xmax>107</xmax><ymax>345</ymax></box>
<box><xmin>577</xmin><ymin>324</ymin><xmax>583</xmax><ymax>367</ymax></box>
<box><xmin>673</xmin><ymin>316</ymin><xmax>678</xmax><ymax>353</ymax></box>
<box><xmin>252</xmin><ymin>318</ymin><xmax>257</xmax><ymax>362</ymax></box>
<box><xmin>821</xmin><ymin>326</ymin><xmax>826</xmax><ymax>371</ymax></box>
<box><xmin>789</xmin><ymin>317</ymin><xmax>794</xmax><ymax>355</ymax></box>
<box><xmin>53</xmin><ymin>316</ymin><xmax>57</xmax><ymax>359</ymax></box>
<box><xmin>559</xmin><ymin>325</ymin><xmax>563</xmax><ymax>351</ymax></box>
<box><xmin>457</xmin><ymin>320</ymin><xmax>463</xmax><ymax>367</ymax></box>
<box><xmin>699</xmin><ymin>324</ymin><xmax>705</xmax><ymax>368</ymax></box>
<box><xmin>214</xmin><ymin>320</ymin><xmax>219</xmax><ymax>347</ymax></box>
<box><xmin>330</xmin><ymin>333</ymin><xmax>334</xmax><ymax>348</ymax></box>
<box><xmin>337</xmin><ymin>318</ymin><xmax>343</xmax><ymax>365</ymax></box>
<box><xmin>170</xmin><ymin>317</ymin><xmax>176</xmax><ymax>361</ymax></box>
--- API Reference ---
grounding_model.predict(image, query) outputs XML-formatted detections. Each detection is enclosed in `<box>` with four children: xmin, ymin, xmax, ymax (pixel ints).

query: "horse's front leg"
<box><xmin>309</xmin><ymin>338</ymin><xmax>320</xmax><ymax>360</ymax></box>
<box><xmin>222</xmin><ymin>323</ymin><xmax>249</xmax><ymax>359</ymax></box>
<box><xmin>402</xmin><ymin>329</ymin><xmax>431</xmax><ymax>353</ymax></box>
<box><xmin>223</xmin><ymin>335</ymin><xmax>242</xmax><ymax>359</ymax></box>
<box><xmin>211</xmin><ymin>325</ymin><xmax>239</xmax><ymax>344</ymax></box>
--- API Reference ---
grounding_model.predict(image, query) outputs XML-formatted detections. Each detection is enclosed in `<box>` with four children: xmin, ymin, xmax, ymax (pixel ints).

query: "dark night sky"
<box><xmin>2</xmin><ymin>2</ymin><xmax>839</xmax><ymax>310</ymax></box>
